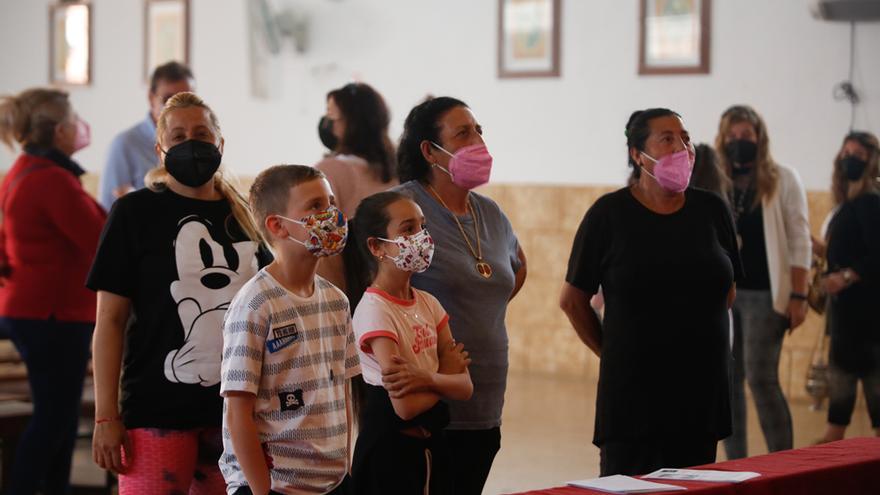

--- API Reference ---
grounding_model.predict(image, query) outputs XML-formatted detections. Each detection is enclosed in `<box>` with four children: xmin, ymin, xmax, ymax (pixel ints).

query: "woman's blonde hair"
<box><xmin>147</xmin><ymin>92</ymin><xmax>262</xmax><ymax>243</ymax></box>
<box><xmin>831</xmin><ymin>131</ymin><xmax>880</xmax><ymax>205</ymax></box>
<box><xmin>0</xmin><ymin>88</ymin><xmax>71</xmax><ymax>150</ymax></box>
<box><xmin>715</xmin><ymin>105</ymin><xmax>779</xmax><ymax>207</ymax></box>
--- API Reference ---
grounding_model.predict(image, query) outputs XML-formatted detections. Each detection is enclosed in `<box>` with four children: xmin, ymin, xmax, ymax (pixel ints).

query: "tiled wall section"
<box><xmin>71</xmin><ymin>174</ymin><xmax>834</xmax><ymax>400</ymax></box>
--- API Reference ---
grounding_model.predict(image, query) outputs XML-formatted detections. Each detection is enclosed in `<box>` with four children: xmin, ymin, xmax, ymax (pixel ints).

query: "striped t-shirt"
<box><xmin>219</xmin><ymin>269</ymin><xmax>360</xmax><ymax>494</ymax></box>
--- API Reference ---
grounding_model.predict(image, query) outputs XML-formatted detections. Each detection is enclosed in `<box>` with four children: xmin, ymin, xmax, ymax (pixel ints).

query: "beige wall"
<box><xmin>70</xmin><ymin>175</ymin><xmax>836</xmax><ymax>401</ymax></box>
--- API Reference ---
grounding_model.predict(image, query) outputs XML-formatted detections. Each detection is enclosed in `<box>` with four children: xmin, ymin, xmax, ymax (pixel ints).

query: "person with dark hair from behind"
<box><xmin>392</xmin><ymin>96</ymin><xmax>527</xmax><ymax>494</ymax></box>
<box><xmin>691</xmin><ymin>143</ymin><xmax>731</xmax><ymax>201</ymax></box>
<box><xmin>814</xmin><ymin>131</ymin><xmax>880</xmax><ymax>443</ymax></box>
<box><xmin>98</xmin><ymin>61</ymin><xmax>194</xmax><ymax>210</ymax></box>
<box><xmin>315</xmin><ymin>82</ymin><xmax>399</xmax><ymax>290</ymax></box>
<box><xmin>560</xmin><ymin>108</ymin><xmax>741</xmax><ymax>476</ymax></box>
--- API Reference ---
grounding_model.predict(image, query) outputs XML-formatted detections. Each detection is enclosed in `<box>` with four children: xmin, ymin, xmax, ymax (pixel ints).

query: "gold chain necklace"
<box><xmin>426</xmin><ymin>183</ymin><xmax>492</xmax><ymax>279</ymax></box>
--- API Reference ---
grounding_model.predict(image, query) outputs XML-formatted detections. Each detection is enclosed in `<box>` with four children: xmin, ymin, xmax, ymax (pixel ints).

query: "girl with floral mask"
<box><xmin>561</xmin><ymin>108</ymin><xmax>742</xmax><ymax>476</ymax></box>
<box><xmin>346</xmin><ymin>190</ymin><xmax>472</xmax><ymax>495</ymax></box>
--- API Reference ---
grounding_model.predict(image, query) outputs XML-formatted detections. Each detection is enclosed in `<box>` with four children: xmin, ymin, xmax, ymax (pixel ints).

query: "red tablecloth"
<box><xmin>508</xmin><ymin>437</ymin><xmax>880</xmax><ymax>495</ymax></box>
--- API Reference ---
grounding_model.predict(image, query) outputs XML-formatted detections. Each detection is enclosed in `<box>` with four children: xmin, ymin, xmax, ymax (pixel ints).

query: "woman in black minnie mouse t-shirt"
<box><xmin>87</xmin><ymin>92</ymin><xmax>270</xmax><ymax>494</ymax></box>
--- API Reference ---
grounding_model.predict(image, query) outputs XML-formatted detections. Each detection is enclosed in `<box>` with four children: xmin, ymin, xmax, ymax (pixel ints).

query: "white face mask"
<box><xmin>378</xmin><ymin>228</ymin><xmax>435</xmax><ymax>273</ymax></box>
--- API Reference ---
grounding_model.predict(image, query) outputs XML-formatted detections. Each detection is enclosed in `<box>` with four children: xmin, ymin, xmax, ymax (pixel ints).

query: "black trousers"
<box><xmin>446</xmin><ymin>427</ymin><xmax>501</xmax><ymax>495</ymax></box>
<box><xmin>599</xmin><ymin>437</ymin><xmax>717</xmax><ymax>477</ymax></box>
<box><xmin>1</xmin><ymin>317</ymin><xmax>93</xmax><ymax>495</ymax></box>
<box><xmin>233</xmin><ymin>474</ymin><xmax>351</xmax><ymax>495</ymax></box>
<box><xmin>352</xmin><ymin>429</ymin><xmax>451</xmax><ymax>495</ymax></box>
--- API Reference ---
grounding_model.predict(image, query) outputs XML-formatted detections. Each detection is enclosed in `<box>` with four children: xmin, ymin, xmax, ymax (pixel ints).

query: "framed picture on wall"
<box><xmin>49</xmin><ymin>1</ymin><xmax>92</xmax><ymax>86</ymax></box>
<box><xmin>498</xmin><ymin>0</ymin><xmax>561</xmax><ymax>78</ymax></box>
<box><xmin>144</xmin><ymin>0</ymin><xmax>190</xmax><ymax>80</ymax></box>
<box><xmin>639</xmin><ymin>0</ymin><xmax>711</xmax><ymax>75</ymax></box>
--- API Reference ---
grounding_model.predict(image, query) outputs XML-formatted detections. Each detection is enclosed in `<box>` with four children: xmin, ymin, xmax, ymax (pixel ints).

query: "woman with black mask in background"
<box><xmin>314</xmin><ymin>82</ymin><xmax>399</xmax><ymax>290</ymax></box>
<box><xmin>716</xmin><ymin>105</ymin><xmax>811</xmax><ymax>459</ymax></box>
<box><xmin>815</xmin><ymin>131</ymin><xmax>880</xmax><ymax>443</ymax></box>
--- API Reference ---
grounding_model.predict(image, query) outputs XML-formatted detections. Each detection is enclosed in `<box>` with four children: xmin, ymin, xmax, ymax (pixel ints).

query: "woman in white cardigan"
<box><xmin>715</xmin><ymin>105</ymin><xmax>811</xmax><ymax>459</ymax></box>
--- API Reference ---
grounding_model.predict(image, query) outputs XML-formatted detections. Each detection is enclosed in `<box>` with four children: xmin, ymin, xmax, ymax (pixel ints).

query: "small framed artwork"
<box><xmin>144</xmin><ymin>0</ymin><xmax>190</xmax><ymax>79</ymax></box>
<box><xmin>639</xmin><ymin>0</ymin><xmax>711</xmax><ymax>75</ymax></box>
<box><xmin>49</xmin><ymin>1</ymin><xmax>92</xmax><ymax>86</ymax></box>
<box><xmin>498</xmin><ymin>0</ymin><xmax>561</xmax><ymax>78</ymax></box>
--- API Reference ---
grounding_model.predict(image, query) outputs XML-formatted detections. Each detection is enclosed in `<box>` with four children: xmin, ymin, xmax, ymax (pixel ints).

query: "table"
<box><xmin>508</xmin><ymin>437</ymin><xmax>880</xmax><ymax>495</ymax></box>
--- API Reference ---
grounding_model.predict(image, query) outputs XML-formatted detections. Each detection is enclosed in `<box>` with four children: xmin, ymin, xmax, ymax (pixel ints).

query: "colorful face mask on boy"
<box><xmin>278</xmin><ymin>206</ymin><xmax>348</xmax><ymax>257</ymax></box>
<box><xmin>378</xmin><ymin>228</ymin><xmax>435</xmax><ymax>273</ymax></box>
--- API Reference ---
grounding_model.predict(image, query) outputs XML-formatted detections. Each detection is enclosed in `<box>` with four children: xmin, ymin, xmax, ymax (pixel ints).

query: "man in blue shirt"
<box><xmin>98</xmin><ymin>62</ymin><xmax>195</xmax><ymax>209</ymax></box>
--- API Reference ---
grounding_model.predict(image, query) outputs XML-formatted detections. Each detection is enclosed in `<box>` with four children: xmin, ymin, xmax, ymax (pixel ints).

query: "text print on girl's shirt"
<box><xmin>411</xmin><ymin>324</ymin><xmax>437</xmax><ymax>354</ymax></box>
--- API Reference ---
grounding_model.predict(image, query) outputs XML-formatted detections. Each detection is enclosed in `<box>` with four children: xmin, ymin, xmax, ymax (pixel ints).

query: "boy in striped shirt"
<box><xmin>220</xmin><ymin>165</ymin><xmax>360</xmax><ymax>494</ymax></box>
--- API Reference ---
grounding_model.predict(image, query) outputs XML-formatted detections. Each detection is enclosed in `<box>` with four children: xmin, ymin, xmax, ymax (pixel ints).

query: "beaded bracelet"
<box><xmin>95</xmin><ymin>416</ymin><xmax>121</xmax><ymax>425</ymax></box>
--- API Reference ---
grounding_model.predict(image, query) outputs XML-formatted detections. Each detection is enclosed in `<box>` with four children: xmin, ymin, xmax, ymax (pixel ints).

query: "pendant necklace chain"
<box><xmin>426</xmin><ymin>183</ymin><xmax>493</xmax><ymax>279</ymax></box>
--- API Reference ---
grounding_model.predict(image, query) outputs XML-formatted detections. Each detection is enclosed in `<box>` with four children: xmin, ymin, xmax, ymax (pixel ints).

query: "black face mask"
<box><xmin>841</xmin><ymin>156</ymin><xmax>868</xmax><ymax>182</ymax></box>
<box><xmin>731</xmin><ymin>164</ymin><xmax>753</xmax><ymax>177</ymax></box>
<box><xmin>318</xmin><ymin>116</ymin><xmax>338</xmax><ymax>151</ymax></box>
<box><xmin>725</xmin><ymin>139</ymin><xmax>758</xmax><ymax>166</ymax></box>
<box><xmin>163</xmin><ymin>140</ymin><xmax>222</xmax><ymax>187</ymax></box>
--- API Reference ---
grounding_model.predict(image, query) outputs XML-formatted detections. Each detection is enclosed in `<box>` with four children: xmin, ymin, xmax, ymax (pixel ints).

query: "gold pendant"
<box><xmin>476</xmin><ymin>261</ymin><xmax>493</xmax><ymax>279</ymax></box>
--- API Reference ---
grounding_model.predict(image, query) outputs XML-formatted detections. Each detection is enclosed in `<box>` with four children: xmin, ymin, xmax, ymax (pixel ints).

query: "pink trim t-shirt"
<box><xmin>352</xmin><ymin>287</ymin><xmax>449</xmax><ymax>386</ymax></box>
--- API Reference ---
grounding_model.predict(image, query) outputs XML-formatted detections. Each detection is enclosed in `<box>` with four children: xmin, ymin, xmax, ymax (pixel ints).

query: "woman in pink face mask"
<box><xmin>561</xmin><ymin>108</ymin><xmax>742</xmax><ymax>477</ymax></box>
<box><xmin>0</xmin><ymin>87</ymin><xmax>106</xmax><ymax>494</ymax></box>
<box><xmin>382</xmin><ymin>97</ymin><xmax>527</xmax><ymax>495</ymax></box>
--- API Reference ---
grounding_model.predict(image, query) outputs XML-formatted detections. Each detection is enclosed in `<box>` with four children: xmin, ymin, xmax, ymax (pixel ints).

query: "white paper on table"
<box><xmin>566</xmin><ymin>474</ymin><xmax>688</xmax><ymax>493</ymax></box>
<box><xmin>644</xmin><ymin>468</ymin><xmax>761</xmax><ymax>483</ymax></box>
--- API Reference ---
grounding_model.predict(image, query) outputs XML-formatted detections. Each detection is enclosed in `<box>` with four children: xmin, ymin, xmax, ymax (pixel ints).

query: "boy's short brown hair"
<box><xmin>249</xmin><ymin>165</ymin><xmax>326</xmax><ymax>243</ymax></box>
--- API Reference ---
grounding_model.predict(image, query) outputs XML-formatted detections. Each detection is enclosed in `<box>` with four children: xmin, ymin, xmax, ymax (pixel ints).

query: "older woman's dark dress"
<box><xmin>566</xmin><ymin>187</ymin><xmax>742</xmax><ymax>476</ymax></box>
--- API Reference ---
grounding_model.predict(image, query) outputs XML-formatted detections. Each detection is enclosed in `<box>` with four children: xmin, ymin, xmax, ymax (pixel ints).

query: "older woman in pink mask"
<box><xmin>373</xmin><ymin>96</ymin><xmax>526</xmax><ymax>495</ymax></box>
<box><xmin>561</xmin><ymin>108</ymin><xmax>742</xmax><ymax>476</ymax></box>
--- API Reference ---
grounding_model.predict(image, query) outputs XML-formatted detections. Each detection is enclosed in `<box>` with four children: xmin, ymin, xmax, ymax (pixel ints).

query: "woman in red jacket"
<box><xmin>0</xmin><ymin>88</ymin><xmax>106</xmax><ymax>494</ymax></box>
